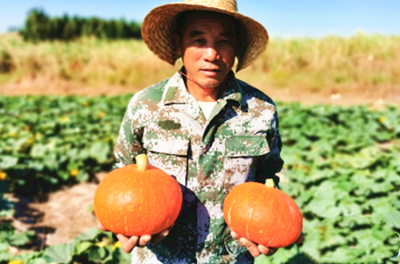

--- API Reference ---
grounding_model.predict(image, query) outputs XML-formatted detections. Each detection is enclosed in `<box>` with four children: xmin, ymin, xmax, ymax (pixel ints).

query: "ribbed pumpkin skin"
<box><xmin>223</xmin><ymin>182</ymin><xmax>302</xmax><ymax>248</ymax></box>
<box><xmin>94</xmin><ymin>164</ymin><xmax>182</xmax><ymax>236</ymax></box>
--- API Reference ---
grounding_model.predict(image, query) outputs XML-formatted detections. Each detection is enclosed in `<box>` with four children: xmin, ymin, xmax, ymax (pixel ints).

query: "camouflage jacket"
<box><xmin>114</xmin><ymin>71</ymin><xmax>283</xmax><ymax>264</ymax></box>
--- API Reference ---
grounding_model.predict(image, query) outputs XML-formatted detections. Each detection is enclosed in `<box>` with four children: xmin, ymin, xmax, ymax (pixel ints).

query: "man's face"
<box><xmin>177</xmin><ymin>12</ymin><xmax>237</xmax><ymax>92</ymax></box>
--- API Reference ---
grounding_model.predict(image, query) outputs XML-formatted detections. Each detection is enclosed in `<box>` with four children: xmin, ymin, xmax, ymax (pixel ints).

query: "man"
<box><xmin>99</xmin><ymin>0</ymin><xmax>301</xmax><ymax>263</ymax></box>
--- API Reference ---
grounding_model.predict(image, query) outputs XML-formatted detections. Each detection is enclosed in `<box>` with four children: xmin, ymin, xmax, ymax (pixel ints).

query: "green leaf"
<box><xmin>111</xmin><ymin>247</ymin><xmax>133</xmax><ymax>264</ymax></box>
<box><xmin>0</xmin><ymin>156</ymin><xmax>18</xmax><ymax>169</ymax></box>
<box><xmin>88</xmin><ymin>246</ymin><xmax>107</xmax><ymax>262</ymax></box>
<box><xmin>9</xmin><ymin>230</ymin><xmax>36</xmax><ymax>246</ymax></box>
<box><xmin>58</xmin><ymin>170</ymin><xmax>70</xmax><ymax>181</ymax></box>
<box><xmin>11</xmin><ymin>252</ymin><xmax>45</xmax><ymax>263</ymax></box>
<box><xmin>74</xmin><ymin>227</ymin><xmax>103</xmax><ymax>242</ymax></box>
<box><xmin>0</xmin><ymin>242</ymin><xmax>9</xmax><ymax>252</ymax></box>
<box><xmin>305</xmin><ymin>198</ymin><xmax>341</xmax><ymax>218</ymax></box>
<box><xmin>313</xmin><ymin>181</ymin><xmax>337</xmax><ymax>200</ymax></box>
<box><xmin>378</xmin><ymin>211</ymin><xmax>400</xmax><ymax>229</ymax></box>
<box><xmin>28</xmin><ymin>259</ymin><xmax>48</xmax><ymax>264</ymax></box>
<box><xmin>89</xmin><ymin>142</ymin><xmax>110</xmax><ymax>163</ymax></box>
<box><xmin>256</xmin><ymin>245</ymin><xmax>312</xmax><ymax>264</ymax></box>
<box><xmin>77</xmin><ymin>171</ymin><xmax>89</xmax><ymax>182</ymax></box>
<box><xmin>99</xmin><ymin>246</ymin><xmax>114</xmax><ymax>263</ymax></box>
<box><xmin>0</xmin><ymin>251</ymin><xmax>14</xmax><ymax>261</ymax></box>
<box><xmin>368</xmin><ymin>197</ymin><xmax>397</xmax><ymax>215</ymax></box>
<box><xmin>30</xmin><ymin>143</ymin><xmax>48</xmax><ymax>158</ymax></box>
<box><xmin>43</xmin><ymin>153</ymin><xmax>59</xmax><ymax>170</ymax></box>
<box><xmin>44</xmin><ymin>243</ymin><xmax>74</xmax><ymax>263</ymax></box>
<box><xmin>75</xmin><ymin>241</ymin><xmax>93</xmax><ymax>255</ymax></box>
<box><xmin>337</xmin><ymin>202</ymin><xmax>362</xmax><ymax>217</ymax></box>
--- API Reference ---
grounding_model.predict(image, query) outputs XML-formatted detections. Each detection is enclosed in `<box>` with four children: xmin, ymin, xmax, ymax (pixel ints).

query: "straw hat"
<box><xmin>141</xmin><ymin>0</ymin><xmax>269</xmax><ymax>71</ymax></box>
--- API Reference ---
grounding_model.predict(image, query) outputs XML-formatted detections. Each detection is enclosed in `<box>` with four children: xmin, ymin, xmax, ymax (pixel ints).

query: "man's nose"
<box><xmin>204</xmin><ymin>45</ymin><xmax>220</xmax><ymax>61</ymax></box>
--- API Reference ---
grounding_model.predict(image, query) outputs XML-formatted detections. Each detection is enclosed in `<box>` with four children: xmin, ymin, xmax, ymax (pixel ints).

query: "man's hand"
<box><xmin>231</xmin><ymin>230</ymin><xmax>277</xmax><ymax>257</ymax></box>
<box><xmin>97</xmin><ymin>221</ymin><xmax>172</xmax><ymax>253</ymax></box>
<box><xmin>231</xmin><ymin>231</ymin><xmax>305</xmax><ymax>258</ymax></box>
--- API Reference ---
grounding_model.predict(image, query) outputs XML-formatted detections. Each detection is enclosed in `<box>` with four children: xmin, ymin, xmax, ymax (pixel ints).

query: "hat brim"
<box><xmin>141</xmin><ymin>3</ymin><xmax>269</xmax><ymax>71</ymax></box>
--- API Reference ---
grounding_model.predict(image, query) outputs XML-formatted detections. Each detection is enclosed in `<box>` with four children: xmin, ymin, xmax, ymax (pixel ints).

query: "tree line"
<box><xmin>20</xmin><ymin>9</ymin><xmax>142</xmax><ymax>41</ymax></box>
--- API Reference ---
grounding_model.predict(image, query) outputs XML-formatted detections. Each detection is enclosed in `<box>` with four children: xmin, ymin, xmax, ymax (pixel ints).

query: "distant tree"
<box><xmin>128</xmin><ymin>21</ymin><xmax>142</xmax><ymax>39</ymax></box>
<box><xmin>63</xmin><ymin>16</ymin><xmax>82</xmax><ymax>40</ymax></box>
<box><xmin>115</xmin><ymin>19</ymin><xmax>128</xmax><ymax>39</ymax></box>
<box><xmin>20</xmin><ymin>9</ymin><xmax>142</xmax><ymax>42</ymax></box>
<box><xmin>48</xmin><ymin>17</ymin><xmax>65</xmax><ymax>40</ymax></box>
<box><xmin>20</xmin><ymin>9</ymin><xmax>50</xmax><ymax>41</ymax></box>
<box><xmin>82</xmin><ymin>17</ymin><xmax>102</xmax><ymax>38</ymax></box>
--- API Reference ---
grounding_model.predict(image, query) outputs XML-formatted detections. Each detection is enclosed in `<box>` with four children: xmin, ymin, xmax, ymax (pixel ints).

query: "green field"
<box><xmin>1</xmin><ymin>95</ymin><xmax>399</xmax><ymax>263</ymax></box>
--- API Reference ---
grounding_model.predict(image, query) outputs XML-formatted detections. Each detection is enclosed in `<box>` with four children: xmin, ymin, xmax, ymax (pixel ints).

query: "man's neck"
<box><xmin>186</xmin><ymin>81</ymin><xmax>221</xmax><ymax>102</ymax></box>
<box><xmin>180</xmin><ymin>69</ymin><xmax>232</xmax><ymax>102</ymax></box>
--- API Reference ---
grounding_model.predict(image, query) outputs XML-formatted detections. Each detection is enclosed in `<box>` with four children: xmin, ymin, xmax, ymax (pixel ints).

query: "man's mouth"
<box><xmin>201</xmin><ymin>69</ymin><xmax>220</xmax><ymax>76</ymax></box>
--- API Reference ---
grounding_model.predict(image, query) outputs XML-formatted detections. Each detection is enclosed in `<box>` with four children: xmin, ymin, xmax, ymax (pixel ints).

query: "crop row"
<box><xmin>0</xmin><ymin>224</ymin><xmax>131</xmax><ymax>264</ymax></box>
<box><xmin>0</xmin><ymin>95</ymin><xmax>132</xmax><ymax>194</ymax></box>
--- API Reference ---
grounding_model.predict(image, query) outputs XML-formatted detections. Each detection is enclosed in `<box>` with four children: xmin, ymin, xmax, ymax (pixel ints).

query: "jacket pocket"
<box><xmin>225</xmin><ymin>135</ymin><xmax>270</xmax><ymax>158</ymax></box>
<box><xmin>143</xmin><ymin>127</ymin><xmax>189</xmax><ymax>186</ymax></box>
<box><xmin>223</xmin><ymin>135</ymin><xmax>270</xmax><ymax>191</ymax></box>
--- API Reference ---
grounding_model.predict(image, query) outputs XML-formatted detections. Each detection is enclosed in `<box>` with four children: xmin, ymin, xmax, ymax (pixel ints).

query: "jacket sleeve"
<box><xmin>255</xmin><ymin>107</ymin><xmax>284</xmax><ymax>188</ymax></box>
<box><xmin>113</xmin><ymin>94</ymin><xmax>145</xmax><ymax>169</ymax></box>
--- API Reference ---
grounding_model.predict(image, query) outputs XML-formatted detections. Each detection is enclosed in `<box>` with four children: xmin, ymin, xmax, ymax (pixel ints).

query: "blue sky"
<box><xmin>1</xmin><ymin>0</ymin><xmax>399</xmax><ymax>37</ymax></box>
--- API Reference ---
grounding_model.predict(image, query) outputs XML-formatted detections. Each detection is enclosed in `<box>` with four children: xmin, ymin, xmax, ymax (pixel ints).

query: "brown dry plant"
<box><xmin>1</xmin><ymin>32</ymin><xmax>400</xmax><ymax>95</ymax></box>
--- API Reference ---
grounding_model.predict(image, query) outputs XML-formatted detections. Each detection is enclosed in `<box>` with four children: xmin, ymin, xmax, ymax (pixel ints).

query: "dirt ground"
<box><xmin>1</xmin><ymin>76</ymin><xmax>400</xmax><ymax>107</ymax></box>
<box><xmin>1</xmin><ymin>78</ymin><xmax>399</xmax><ymax>253</ymax></box>
<box><xmin>5</xmin><ymin>172</ymin><xmax>107</xmax><ymax>250</ymax></box>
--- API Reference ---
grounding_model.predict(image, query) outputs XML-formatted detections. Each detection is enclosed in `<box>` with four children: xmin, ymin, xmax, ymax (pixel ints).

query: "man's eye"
<box><xmin>220</xmin><ymin>39</ymin><xmax>232</xmax><ymax>44</ymax></box>
<box><xmin>193</xmin><ymin>39</ymin><xmax>203</xmax><ymax>43</ymax></box>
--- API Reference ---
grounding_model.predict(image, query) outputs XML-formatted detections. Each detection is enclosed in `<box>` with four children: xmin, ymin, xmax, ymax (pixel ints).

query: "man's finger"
<box><xmin>230</xmin><ymin>230</ymin><xmax>240</xmax><ymax>239</ymax></box>
<box><xmin>117</xmin><ymin>234</ymin><xmax>139</xmax><ymax>253</ymax></box>
<box><xmin>138</xmin><ymin>234</ymin><xmax>152</xmax><ymax>247</ymax></box>
<box><xmin>258</xmin><ymin>244</ymin><xmax>278</xmax><ymax>256</ymax></box>
<box><xmin>239</xmin><ymin>237</ymin><xmax>261</xmax><ymax>258</ymax></box>
<box><xmin>151</xmin><ymin>229</ymin><xmax>170</xmax><ymax>244</ymax></box>
<box><xmin>97</xmin><ymin>221</ymin><xmax>107</xmax><ymax>231</ymax></box>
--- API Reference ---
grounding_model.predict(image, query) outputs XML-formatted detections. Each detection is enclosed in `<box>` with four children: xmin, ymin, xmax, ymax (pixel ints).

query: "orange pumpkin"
<box><xmin>223</xmin><ymin>179</ymin><xmax>303</xmax><ymax>248</ymax></box>
<box><xmin>94</xmin><ymin>154</ymin><xmax>182</xmax><ymax>236</ymax></box>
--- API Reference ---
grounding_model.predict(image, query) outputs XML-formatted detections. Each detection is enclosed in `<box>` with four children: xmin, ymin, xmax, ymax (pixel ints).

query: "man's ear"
<box><xmin>172</xmin><ymin>33</ymin><xmax>182</xmax><ymax>56</ymax></box>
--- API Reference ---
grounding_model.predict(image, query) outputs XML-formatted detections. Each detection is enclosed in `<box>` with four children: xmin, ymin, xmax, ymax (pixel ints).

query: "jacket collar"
<box><xmin>161</xmin><ymin>68</ymin><xmax>243</xmax><ymax>107</ymax></box>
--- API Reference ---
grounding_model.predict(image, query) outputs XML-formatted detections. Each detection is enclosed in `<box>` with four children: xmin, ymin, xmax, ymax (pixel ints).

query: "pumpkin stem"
<box><xmin>135</xmin><ymin>154</ymin><xmax>148</xmax><ymax>171</ymax></box>
<box><xmin>265</xmin><ymin>179</ymin><xmax>275</xmax><ymax>188</ymax></box>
